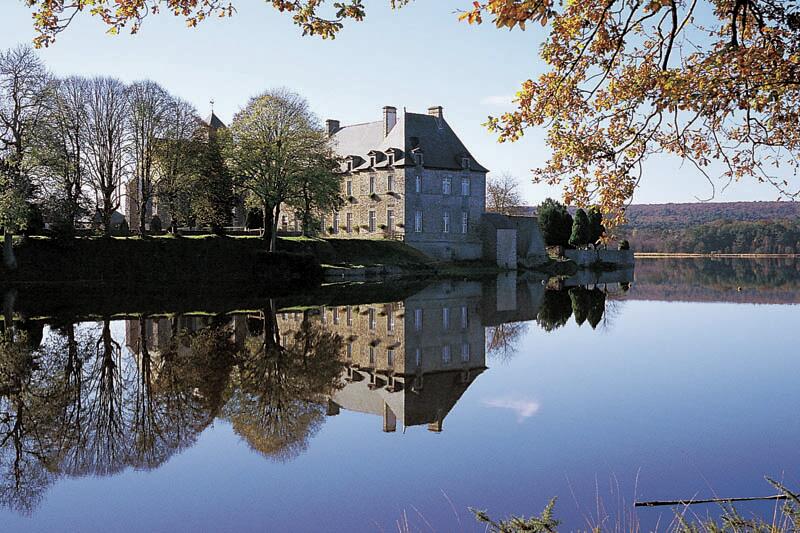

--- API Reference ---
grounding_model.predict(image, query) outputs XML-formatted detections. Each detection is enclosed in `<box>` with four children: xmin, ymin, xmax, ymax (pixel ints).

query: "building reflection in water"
<box><xmin>0</xmin><ymin>272</ymin><xmax>627</xmax><ymax>513</ymax></box>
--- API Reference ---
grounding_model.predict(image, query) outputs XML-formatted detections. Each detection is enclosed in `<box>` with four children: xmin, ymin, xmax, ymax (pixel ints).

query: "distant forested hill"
<box><xmin>624</xmin><ymin>201</ymin><xmax>800</xmax><ymax>229</ymax></box>
<box><xmin>618</xmin><ymin>202</ymin><xmax>800</xmax><ymax>253</ymax></box>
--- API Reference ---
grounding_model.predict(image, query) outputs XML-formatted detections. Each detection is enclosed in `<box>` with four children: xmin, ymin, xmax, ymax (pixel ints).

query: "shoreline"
<box><xmin>635</xmin><ymin>252</ymin><xmax>800</xmax><ymax>259</ymax></box>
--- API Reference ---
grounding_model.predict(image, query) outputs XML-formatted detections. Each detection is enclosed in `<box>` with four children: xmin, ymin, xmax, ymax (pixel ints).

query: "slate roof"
<box><xmin>331</xmin><ymin>110</ymin><xmax>489</xmax><ymax>173</ymax></box>
<box><xmin>203</xmin><ymin>111</ymin><xmax>226</xmax><ymax>130</ymax></box>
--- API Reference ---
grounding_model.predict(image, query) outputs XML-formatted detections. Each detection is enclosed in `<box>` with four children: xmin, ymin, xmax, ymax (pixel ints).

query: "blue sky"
<box><xmin>1</xmin><ymin>1</ymin><xmax>784</xmax><ymax>205</ymax></box>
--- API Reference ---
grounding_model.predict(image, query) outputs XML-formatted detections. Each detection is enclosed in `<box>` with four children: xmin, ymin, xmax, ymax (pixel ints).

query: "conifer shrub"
<box><xmin>150</xmin><ymin>215</ymin><xmax>163</xmax><ymax>234</ymax></box>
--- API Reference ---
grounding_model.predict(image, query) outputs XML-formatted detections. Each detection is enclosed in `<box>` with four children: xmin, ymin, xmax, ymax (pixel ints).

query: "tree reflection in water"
<box><xmin>0</xmin><ymin>277</ymin><xmax>616</xmax><ymax>514</ymax></box>
<box><xmin>486</xmin><ymin>322</ymin><xmax>529</xmax><ymax>363</ymax></box>
<box><xmin>0</xmin><ymin>315</ymin><xmax>240</xmax><ymax>513</ymax></box>
<box><xmin>225</xmin><ymin>302</ymin><xmax>345</xmax><ymax>462</ymax></box>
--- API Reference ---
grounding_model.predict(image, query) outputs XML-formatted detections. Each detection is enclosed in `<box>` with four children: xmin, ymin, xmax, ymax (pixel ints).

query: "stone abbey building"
<box><xmin>323</xmin><ymin>106</ymin><xmax>489</xmax><ymax>261</ymax></box>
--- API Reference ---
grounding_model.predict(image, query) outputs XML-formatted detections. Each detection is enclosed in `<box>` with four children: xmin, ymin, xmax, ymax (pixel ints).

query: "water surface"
<box><xmin>0</xmin><ymin>258</ymin><xmax>798</xmax><ymax>532</ymax></box>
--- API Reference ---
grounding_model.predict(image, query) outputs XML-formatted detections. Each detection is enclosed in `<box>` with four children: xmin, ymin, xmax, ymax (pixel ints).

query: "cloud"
<box><xmin>480</xmin><ymin>95</ymin><xmax>514</xmax><ymax>106</ymax></box>
<box><xmin>483</xmin><ymin>396</ymin><xmax>540</xmax><ymax>422</ymax></box>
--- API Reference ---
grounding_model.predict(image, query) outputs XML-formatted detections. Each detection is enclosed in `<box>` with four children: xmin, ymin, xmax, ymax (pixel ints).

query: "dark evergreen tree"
<box><xmin>569</xmin><ymin>208</ymin><xmax>591</xmax><ymax>248</ymax></box>
<box><xmin>537</xmin><ymin>198</ymin><xmax>573</xmax><ymax>247</ymax></box>
<box><xmin>192</xmin><ymin>138</ymin><xmax>235</xmax><ymax>233</ymax></box>
<box><xmin>587</xmin><ymin>206</ymin><xmax>605</xmax><ymax>246</ymax></box>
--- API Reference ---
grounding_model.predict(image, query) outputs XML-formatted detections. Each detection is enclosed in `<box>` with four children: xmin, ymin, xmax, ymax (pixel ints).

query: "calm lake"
<box><xmin>0</xmin><ymin>258</ymin><xmax>799</xmax><ymax>532</ymax></box>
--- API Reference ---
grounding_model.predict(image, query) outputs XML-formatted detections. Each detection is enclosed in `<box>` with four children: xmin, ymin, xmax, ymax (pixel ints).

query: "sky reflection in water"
<box><xmin>0</xmin><ymin>257</ymin><xmax>798</xmax><ymax>532</ymax></box>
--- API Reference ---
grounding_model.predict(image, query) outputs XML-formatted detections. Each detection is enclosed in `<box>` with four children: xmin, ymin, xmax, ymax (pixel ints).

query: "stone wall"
<box><xmin>403</xmin><ymin>167</ymin><xmax>486</xmax><ymax>261</ymax></box>
<box><xmin>564</xmin><ymin>249</ymin><xmax>635</xmax><ymax>268</ymax></box>
<box><xmin>323</xmin><ymin>166</ymin><xmax>487</xmax><ymax>261</ymax></box>
<box><xmin>508</xmin><ymin>216</ymin><xmax>547</xmax><ymax>263</ymax></box>
<box><xmin>322</xmin><ymin>168</ymin><xmax>407</xmax><ymax>239</ymax></box>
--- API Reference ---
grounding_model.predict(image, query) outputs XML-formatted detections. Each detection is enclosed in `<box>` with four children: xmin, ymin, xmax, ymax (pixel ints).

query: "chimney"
<box><xmin>325</xmin><ymin>119</ymin><xmax>340</xmax><ymax>137</ymax></box>
<box><xmin>383</xmin><ymin>106</ymin><xmax>397</xmax><ymax>136</ymax></box>
<box><xmin>382</xmin><ymin>402</ymin><xmax>397</xmax><ymax>433</ymax></box>
<box><xmin>427</xmin><ymin>106</ymin><xmax>443</xmax><ymax>119</ymax></box>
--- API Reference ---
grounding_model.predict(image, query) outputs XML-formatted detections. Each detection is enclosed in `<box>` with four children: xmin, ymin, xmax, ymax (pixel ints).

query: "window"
<box><xmin>462</xmin><ymin>157</ymin><xmax>471</xmax><ymax>170</ymax></box>
<box><xmin>442</xmin><ymin>307</ymin><xmax>450</xmax><ymax>330</ymax></box>
<box><xmin>281</xmin><ymin>215</ymin><xmax>288</xmax><ymax>230</ymax></box>
<box><xmin>387</xmin><ymin>175</ymin><xmax>394</xmax><ymax>192</ymax></box>
<box><xmin>346</xmin><ymin>180</ymin><xmax>352</xmax><ymax>196</ymax></box>
<box><xmin>332</xmin><ymin>211</ymin><xmax>339</xmax><ymax>234</ymax></box>
<box><xmin>346</xmin><ymin>306</ymin><xmax>353</xmax><ymax>326</ymax></box>
<box><xmin>415</xmin><ymin>348</ymin><xmax>421</xmax><ymax>367</ymax></box>
<box><xmin>461</xmin><ymin>343</ymin><xmax>470</xmax><ymax>362</ymax></box>
<box><xmin>442</xmin><ymin>176</ymin><xmax>452</xmax><ymax>195</ymax></box>
<box><xmin>387</xmin><ymin>305</ymin><xmax>395</xmax><ymax>331</ymax></box>
<box><xmin>387</xmin><ymin>209</ymin><xmax>394</xmax><ymax>235</ymax></box>
<box><xmin>321</xmin><ymin>307</ymin><xmax>327</xmax><ymax>324</ymax></box>
<box><xmin>414</xmin><ymin>210</ymin><xmax>423</xmax><ymax>233</ymax></box>
<box><xmin>368</xmin><ymin>211</ymin><xmax>376</xmax><ymax>232</ymax></box>
<box><xmin>415</xmin><ymin>152</ymin><xmax>424</xmax><ymax>166</ymax></box>
<box><xmin>387</xmin><ymin>348</ymin><xmax>394</xmax><ymax>367</ymax></box>
<box><xmin>369</xmin><ymin>175</ymin><xmax>376</xmax><ymax>194</ymax></box>
<box><xmin>346</xmin><ymin>342</ymin><xmax>353</xmax><ymax>359</ymax></box>
<box><xmin>461</xmin><ymin>211</ymin><xmax>468</xmax><ymax>234</ymax></box>
<box><xmin>368</xmin><ymin>308</ymin><xmax>376</xmax><ymax>330</ymax></box>
<box><xmin>443</xmin><ymin>211</ymin><xmax>450</xmax><ymax>234</ymax></box>
<box><xmin>369</xmin><ymin>346</ymin><xmax>375</xmax><ymax>365</ymax></box>
<box><xmin>346</xmin><ymin>212</ymin><xmax>352</xmax><ymax>233</ymax></box>
<box><xmin>461</xmin><ymin>306</ymin><xmax>468</xmax><ymax>329</ymax></box>
<box><xmin>442</xmin><ymin>345</ymin><xmax>451</xmax><ymax>364</ymax></box>
<box><xmin>332</xmin><ymin>308</ymin><xmax>339</xmax><ymax>324</ymax></box>
<box><xmin>414</xmin><ymin>309</ymin><xmax>423</xmax><ymax>331</ymax></box>
<box><xmin>415</xmin><ymin>175</ymin><xmax>421</xmax><ymax>193</ymax></box>
<box><xmin>461</xmin><ymin>177</ymin><xmax>470</xmax><ymax>196</ymax></box>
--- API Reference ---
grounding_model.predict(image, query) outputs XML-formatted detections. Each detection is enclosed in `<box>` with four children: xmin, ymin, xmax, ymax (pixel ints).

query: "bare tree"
<box><xmin>0</xmin><ymin>45</ymin><xmax>50</xmax><ymax>269</ymax></box>
<box><xmin>84</xmin><ymin>77</ymin><xmax>128</xmax><ymax>236</ymax></box>
<box><xmin>36</xmin><ymin>76</ymin><xmax>89</xmax><ymax>234</ymax></box>
<box><xmin>127</xmin><ymin>80</ymin><xmax>169</xmax><ymax>235</ymax></box>
<box><xmin>486</xmin><ymin>171</ymin><xmax>523</xmax><ymax>216</ymax></box>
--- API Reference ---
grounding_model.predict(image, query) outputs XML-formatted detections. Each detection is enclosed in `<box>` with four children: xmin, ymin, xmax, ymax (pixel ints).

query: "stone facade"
<box><xmin>324</xmin><ymin>106</ymin><xmax>488</xmax><ymax>261</ymax></box>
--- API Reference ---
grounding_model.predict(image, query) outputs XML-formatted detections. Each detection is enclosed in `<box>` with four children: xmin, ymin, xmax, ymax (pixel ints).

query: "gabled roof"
<box><xmin>331</xmin><ymin>110</ymin><xmax>488</xmax><ymax>173</ymax></box>
<box><xmin>203</xmin><ymin>111</ymin><xmax>226</xmax><ymax>130</ymax></box>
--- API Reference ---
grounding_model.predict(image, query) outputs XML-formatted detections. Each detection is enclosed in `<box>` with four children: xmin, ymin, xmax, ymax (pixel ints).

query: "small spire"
<box><xmin>209</xmin><ymin>98</ymin><xmax>215</xmax><ymax>113</ymax></box>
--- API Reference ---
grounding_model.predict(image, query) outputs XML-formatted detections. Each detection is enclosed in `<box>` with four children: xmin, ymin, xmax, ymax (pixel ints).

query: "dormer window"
<box><xmin>370</xmin><ymin>155</ymin><xmax>377</xmax><ymax>167</ymax></box>
<box><xmin>415</xmin><ymin>152</ymin><xmax>424</xmax><ymax>166</ymax></box>
<box><xmin>346</xmin><ymin>159</ymin><xmax>353</xmax><ymax>172</ymax></box>
<box><xmin>387</xmin><ymin>153</ymin><xmax>395</xmax><ymax>165</ymax></box>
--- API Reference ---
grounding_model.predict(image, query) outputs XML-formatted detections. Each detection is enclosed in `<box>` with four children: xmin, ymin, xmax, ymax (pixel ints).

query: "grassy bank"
<box><xmin>1</xmin><ymin>235</ymin><xmax>322</xmax><ymax>288</ymax></box>
<box><xmin>1</xmin><ymin>235</ymin><xmax>551</xmax><ymax>288</ymax></box>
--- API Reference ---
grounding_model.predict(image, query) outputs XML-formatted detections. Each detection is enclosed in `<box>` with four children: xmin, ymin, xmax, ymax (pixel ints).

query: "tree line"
<box><xmin>0</xmin><ymin>44</ymin><xmax>343</xmax><ymax>270</ymax></box>
<box><xmin>623</xmin><ymin>219</ymin><xmax>800</xmax><ymax>255</ymax></box>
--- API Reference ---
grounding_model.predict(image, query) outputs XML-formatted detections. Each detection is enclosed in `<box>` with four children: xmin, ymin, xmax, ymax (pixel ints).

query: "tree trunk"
<box><xmin>3</xmin><ymin>227</ymin><xmax>17</xmax><ymax>271</ymax></box>
<box><xmin>262</xmin><ymin>203</ymin><xmax>274</xmax><ymax>247</ymax></box>
<box><xmin>270</xmin><ymin>204</ymin><xmax>280</xmax><ymax>252</ymax></box>
<box><xmin>139</xmin><ymin>199</ymin><xmax>147</xmax><ymax>236</ymax></box>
